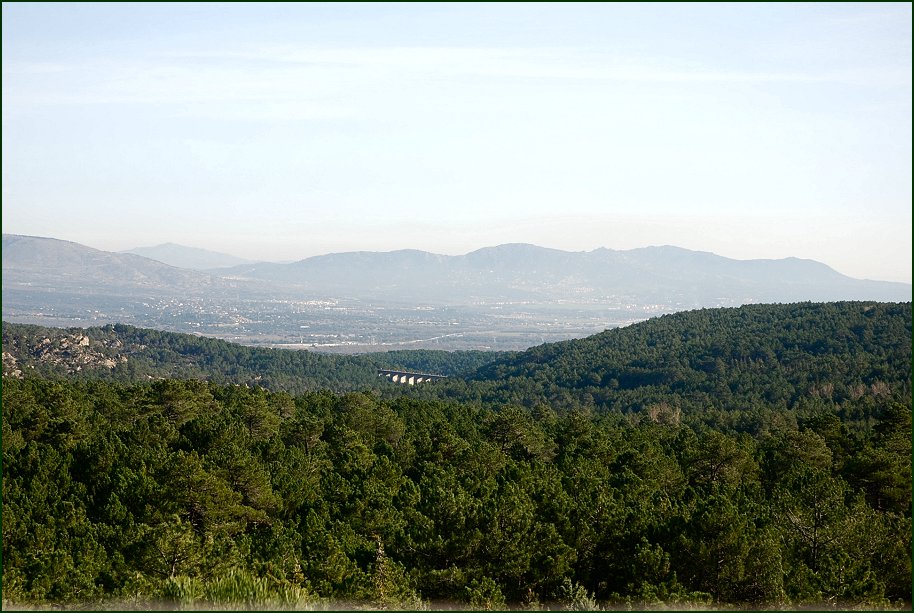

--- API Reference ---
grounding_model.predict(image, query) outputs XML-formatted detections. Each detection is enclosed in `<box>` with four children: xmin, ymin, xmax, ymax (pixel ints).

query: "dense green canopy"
<box><xmin>2</xmin><ymin>302</ymin><xmax>911</xmax><ymax>609</ymax></box>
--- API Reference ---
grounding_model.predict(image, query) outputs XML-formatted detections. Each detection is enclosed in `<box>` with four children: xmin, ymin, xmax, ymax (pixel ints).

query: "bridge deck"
<box><xmin>377</xmin><ymin>369</ymin><xmax>448</xmax><ymax>384</ymax></box>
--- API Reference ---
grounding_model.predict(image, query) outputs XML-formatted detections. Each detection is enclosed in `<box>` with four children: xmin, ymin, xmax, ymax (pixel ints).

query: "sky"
<box><xmin>2</xmin><ymin>2</ymin><xmax>912</xmax><ymax>283</ymax></box>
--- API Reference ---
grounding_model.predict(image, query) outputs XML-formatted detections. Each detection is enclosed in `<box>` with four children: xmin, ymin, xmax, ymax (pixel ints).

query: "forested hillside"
<box><xmin>420</xmin><ymin>302</ymin><xmax>912</xmax><ymax>431</ymax></box>
<box><xmin>2</xmin><ymin>302</ymin><xmax>911</xmax><ymax>609</ymax></box>
<box><xmin>6</xmin><ymin>302</ymin><xmax>908</xmax><ymax>425</ymax></box>
<box><xmin>1</xmin><ymin>322</ymin><xmax>500</xmax><ymax>393</ymax></box>
<box><xmin>3</xmin><ymin>378</ymin><xmax>910</xmax><ymax>608</ymax></box>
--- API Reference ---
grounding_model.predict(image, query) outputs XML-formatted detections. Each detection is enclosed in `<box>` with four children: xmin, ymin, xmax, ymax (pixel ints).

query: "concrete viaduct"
<box><xmin>377</xmin><ymin>369</ymin><xmax>448</xmax><ymax>385</ymax></box>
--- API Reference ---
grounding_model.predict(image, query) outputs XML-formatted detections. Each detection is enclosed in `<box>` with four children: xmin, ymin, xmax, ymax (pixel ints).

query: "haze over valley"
<box><xmin>3</xmin><ymin>234</ymin><xmax>910</xmax><ymax>352</ymax></box>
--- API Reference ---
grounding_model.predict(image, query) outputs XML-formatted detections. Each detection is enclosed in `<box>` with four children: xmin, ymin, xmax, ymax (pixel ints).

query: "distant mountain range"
<box><xmin>121</xmin><ymin>242</ymin><xmax>255</xmax><ymax>271</ymax></box>
<box><xmin>3</xmin><ymin>234</ymin><xmax>910</xmax><ymax>307</ymax></box>
<box><xmin>219</xmin><ymin>242</ymin><xmax>912</xmax><ymax>305</ymax></box>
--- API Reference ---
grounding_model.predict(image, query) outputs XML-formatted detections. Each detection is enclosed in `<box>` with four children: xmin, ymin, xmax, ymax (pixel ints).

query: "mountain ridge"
<box><xmin>6</xmin><ymin>233</ymin><xmax>899</xmax><ymax>282</ymax></box>
<box><xmin>4</xmin><ymin>234</ymin><xmax>910</xmax><ymax>305</ymax></box>
<box><xmin>216</xmin><ymin>241</ymin><xmax>906</xmax><ymax>297</ymax></box>
<box><xmin>3</xmin><ymin>234</ymin><xmax>910</xmax><ymax>351</ymax></box>
<box><xmin>121</xmin><ymin>242</ymin><xmax>256</xmax><ymax>270</ymax></box>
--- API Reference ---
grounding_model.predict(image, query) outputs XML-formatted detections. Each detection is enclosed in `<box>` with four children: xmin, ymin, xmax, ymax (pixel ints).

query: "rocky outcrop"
<box><xmin>2</xmin><ymin>330</ymin><xmax>128</xmax><ymax>376</ymax></box>
<box><xmin>2</xmin><ymin>351</ymin><xmax>23</xmax><ymax>378</ymax></box>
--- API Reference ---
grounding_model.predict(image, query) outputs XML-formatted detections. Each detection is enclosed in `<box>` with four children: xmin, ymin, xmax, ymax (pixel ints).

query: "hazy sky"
<box><xmin>3</xmin><ymin>2</ymin><xmax>912</xmax><ymax>282</ymax></box>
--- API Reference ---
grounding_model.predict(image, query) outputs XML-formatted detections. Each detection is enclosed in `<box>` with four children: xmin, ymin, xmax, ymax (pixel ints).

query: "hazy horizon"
<box><xmin>3</xmin><ymin>3</ymin><xmax>911</xmax><ymax>283</ymax></box>
<box><xmin>7</xmin><ymin>231</ymin><xmax>914</xmax><ymax>288</ymax></box>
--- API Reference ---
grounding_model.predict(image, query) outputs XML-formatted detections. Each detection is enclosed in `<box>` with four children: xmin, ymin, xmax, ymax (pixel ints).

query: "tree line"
<box><xmin>3</xmin><ymin>377</ymin><xmax>910</xmax><ymax>608</ymax></box>
<box><xmin>2</xmin><ymin>301</ymin><xmax>911</xmax><ymax>608</ymax></box>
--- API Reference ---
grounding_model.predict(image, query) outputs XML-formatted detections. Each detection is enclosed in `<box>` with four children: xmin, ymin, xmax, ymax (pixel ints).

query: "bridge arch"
<box><xmin>376</xmin><ymin>369</ymin><xmax>448</xmax><ymax>385</ymax></box>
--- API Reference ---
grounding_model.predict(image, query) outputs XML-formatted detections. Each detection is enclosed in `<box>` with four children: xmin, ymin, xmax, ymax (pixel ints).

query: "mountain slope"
<box><xmin>2</xmin><ymin>235</ymin><xmax>230</xmax><ymax>294</ymax></box>
<box><xmin>1</xmin><ymin>234</ymin><xmax>281</xmax><ymax>299</ymax></box>
<box><xmin>122</xmin><ymin>242</ymin><xmax>255</xmax><ymax>270</ymax></box>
